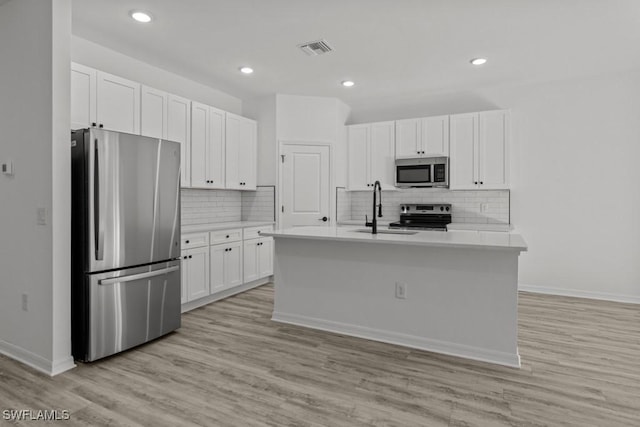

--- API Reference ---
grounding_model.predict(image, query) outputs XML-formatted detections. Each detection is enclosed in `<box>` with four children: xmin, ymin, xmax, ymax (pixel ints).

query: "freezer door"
<box><xmin>88</xmin><ymin>260</ymin><xmax>181</xmax><ymax>361</ymax></box>
<box><xmin>87</xmin><ymin>129</ymin><xmax>180</xmax><ymax>272</ymax></box>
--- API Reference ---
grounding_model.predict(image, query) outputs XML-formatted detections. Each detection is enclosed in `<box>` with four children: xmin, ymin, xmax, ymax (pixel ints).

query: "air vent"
<box><xmin>298</xmin><ymin>39</ymin><xmax>334</xmax><ymax>56</ymax></box>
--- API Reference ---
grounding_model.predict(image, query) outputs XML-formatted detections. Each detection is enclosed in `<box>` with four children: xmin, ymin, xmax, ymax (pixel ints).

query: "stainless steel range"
<box><xmin>388</xmin><ymin>204</ymin><xmax>452</xmax><ymax>231</ymax></box>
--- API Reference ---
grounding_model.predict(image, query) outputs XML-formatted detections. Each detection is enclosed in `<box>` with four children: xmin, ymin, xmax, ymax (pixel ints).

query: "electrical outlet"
<box><xmin>21</xmin><ymin>294</ymin><xmax>28</xmax><ymax>312</ymax></box>
<box><xmin>395</xmin><ymin>282</ymin><xmax>407</xmax><ymax>299</ymax></box>
<box><xmin>480</xmin><ymin>203</ymin><xmax>489</xmax><ymax>213</ymax></box>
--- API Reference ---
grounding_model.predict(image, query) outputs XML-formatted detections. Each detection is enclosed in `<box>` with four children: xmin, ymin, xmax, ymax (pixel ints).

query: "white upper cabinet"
<box><xmin>191</xmin><ymin>102</ymin><xmax>225</xmax><ymax>189</ymax></box>
<box><xmin>421</xmin><ymin>115</ymin><xmax>450</xmax><ymax>156</ymax></box>
<box><xmin>395</xmin><ymin>118</ymin><xmax>421</xmax><ymax>158</ymax></box>
<box><xmin>395</xmin><ymin>115</ymin><xmax>449</xmax><ymax>158</ymax></box>
<box><xmin>71</xmin><ymin>63</ymin><xmax>140</xmax><ymax>134</ymax></box>
<box><xmin>478</xmin><ymin>110</ymin><xmax>510</xmax><ymax>189</ymax></box>
<box><xmin>450</xmin><ymin>113</ymin><xmax>478</xmax><ymax>189</ymax></box>
<box><xmin>140</xmin><ymin>87</ymin><xmax>192</xmax><ymax>188</ymax></box>
<box><xmin>167</xmin><ymin>95</ymin><xmax>192</xmax><ymax>188</ymax></box>
<box><xmin>70</xmin><ymin>63</ymin><xmax>97</xmax><ymax>130</ymax></box>
<box><xmin>225</xmin><ymin>113</ymin><xmax>257</xmax><ymax>190</ymax></box>
<box><xmin>140</xmin><ymin>85</ymin><xmax>168</xmax><ymax>139</ymax></box>
<box><xmin>450</xmin><ymin>110</ymin><xmax>510</xmax><ymax>190</ymax></box>
<box><xmin>347</xmin><ymin>121</ymin><xmax>395</xmax><ymax>191</ymax></box>
<box><xmin>96</xmin><ymin>71</ymin><xmax>140</xmax><ymax>134</ymax></box>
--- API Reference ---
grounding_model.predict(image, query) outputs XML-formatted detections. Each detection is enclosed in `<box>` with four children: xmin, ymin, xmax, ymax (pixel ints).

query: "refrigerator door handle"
<box><xmin>98</xmin><ymin>265</ymin><xmax>180</xmax><ymax>285</ymax></box>
<box><xmin>94</xmin><ymin>139</ymin><xmax>104</xmax><ymax>261</ymax></box>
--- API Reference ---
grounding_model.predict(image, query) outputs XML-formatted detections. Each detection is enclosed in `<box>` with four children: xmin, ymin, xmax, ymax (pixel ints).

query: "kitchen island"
<box><xmin>262</xmin><ymin>226</ymin><xmax>527</xmax><ymax>367</ymax></box>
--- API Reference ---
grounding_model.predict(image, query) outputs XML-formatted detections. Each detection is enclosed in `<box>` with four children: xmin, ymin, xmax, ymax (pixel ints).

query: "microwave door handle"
<box><xmin>94</xmin><ymin>139</ymin><xmax>105</xmax><ymax>261</ymax></box>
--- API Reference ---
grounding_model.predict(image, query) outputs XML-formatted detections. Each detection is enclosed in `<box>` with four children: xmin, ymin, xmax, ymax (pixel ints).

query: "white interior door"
<box><xmin>280</xmin><ymin>143</ymin><xmax>330</xmax><ymax>229</ymax></box>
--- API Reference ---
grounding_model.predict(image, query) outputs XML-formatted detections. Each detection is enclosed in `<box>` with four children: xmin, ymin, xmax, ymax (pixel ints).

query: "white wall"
<box><xmin>351</xmin><ymin>69</ymin><xmax>640</xmax><ymax>302</ymax></box>
<box><xmin>243</xmin><ymin>95</ymin><xmax>277</xmax><ymax>185</ymax></box>
<box><xmin>0</xmin><ymin>0</ymin><xmax>74</xmax><ymax>375</ymax></box>
<box><xmin>274</xmin><ymin>94</ymin><xmax>352</xmax><ymax>225</ymax></box>
<box><xmin>71</xmin><ymin>36</ymin><xmax>243</xmax><ymax>115</ymax></box>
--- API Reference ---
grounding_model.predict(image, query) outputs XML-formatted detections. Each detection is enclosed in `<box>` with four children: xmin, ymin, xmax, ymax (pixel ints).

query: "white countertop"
<box><xmin>182</xmin><ymin>221</ymin><xmax>275</xmax><ymax>234</ymax></box>
<box><xmin>446</xmin><ymin>223</ymin><xmax>512</xmax><ymax>232</ymax></box>
<box><xmin>262</xmin><ymin>225</ymin><xmax>527</xmax><ymax>252</ymax></box>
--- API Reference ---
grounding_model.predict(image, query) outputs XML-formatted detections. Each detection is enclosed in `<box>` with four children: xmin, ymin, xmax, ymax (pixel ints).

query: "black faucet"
<box><xmin>365</xmin><ymin>180</ymin><xmax>383</xmax><ymax>234</ymax></box>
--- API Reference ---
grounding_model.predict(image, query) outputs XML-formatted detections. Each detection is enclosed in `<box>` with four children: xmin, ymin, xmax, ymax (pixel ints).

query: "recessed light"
<box><xmin>342</xmin><ymin>80</ymin><xmax>355</xmax><ymax>87</ymax></box>
<box><xmin>470</xmin><ymin>58</ymin><xmax>487</xmax><ymax>66</ymax></box>
<box><xmin>130</xmin><ymin>10</ymin><xmax>152</xmax><ymax>23</ymax></box>
<box><xmin>239</xmin><ymin>67</ymin><xmax>254</xmax><ymax>74</ymax></box>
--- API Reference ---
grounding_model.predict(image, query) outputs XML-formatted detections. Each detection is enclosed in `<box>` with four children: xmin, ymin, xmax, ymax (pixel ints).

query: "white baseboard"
<box><xmin>182</xmin><ymin>277</ymin><xmax>272</xmax><ymax>313</ymax></box>
<box><xmin>272</xmin><ymin>311</ymin><xmax>521</xmax><ymax>369</ymax></box>
<box><xmin>0</xmin><ymin>339</ymin><xmax>75</xmax><ymax>376</ymax></box>
<box><xmin>518</xmin><ymin>283</ymin><xmax>640</xmax><ymax>305</ymax></box>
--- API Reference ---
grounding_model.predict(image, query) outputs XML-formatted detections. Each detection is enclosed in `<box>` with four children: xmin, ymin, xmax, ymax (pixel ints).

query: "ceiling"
<box><xmin>72</xmin><ymin>0</ymin><xmax>640</xmax><ymax>110</ymax></box>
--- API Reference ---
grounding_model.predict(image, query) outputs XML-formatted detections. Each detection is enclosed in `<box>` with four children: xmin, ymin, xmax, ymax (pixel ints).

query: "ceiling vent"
<box><xmin>298</xmin><ymin>39</ymin><xmax>334</xmax><ymax>56</ymax></box>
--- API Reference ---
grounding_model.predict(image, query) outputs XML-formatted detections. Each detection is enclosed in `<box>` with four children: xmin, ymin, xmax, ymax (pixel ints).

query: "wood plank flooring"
<box><xmin>1</xmin><ymin>284</ymin><xmax>639</xmax><ymax>426</ymax></box>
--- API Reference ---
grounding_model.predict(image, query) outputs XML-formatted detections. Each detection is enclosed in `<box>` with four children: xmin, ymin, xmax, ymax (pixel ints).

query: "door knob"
<box><xmin>318</xmin><ymin>216</ymin><xmax>328</xmax><ymax>222</ymax></box>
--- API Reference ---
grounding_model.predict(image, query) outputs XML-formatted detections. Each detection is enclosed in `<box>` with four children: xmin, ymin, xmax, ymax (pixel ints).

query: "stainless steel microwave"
<box><xmin>395</xmin><ymin>156</ymin><xmax>449</xmax><ymax>188</ymax></box>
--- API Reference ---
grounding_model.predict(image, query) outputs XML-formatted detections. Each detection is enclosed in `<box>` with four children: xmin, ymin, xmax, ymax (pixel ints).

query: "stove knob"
<box><xmin>440</xmin><ymin>206</ymin><xmax>444</xmax><ymax>211</ymax></box>
<box><xmin>446</xmin><ymin>206</ymin><xmax>450</xmax><ymax>211</ymax></box>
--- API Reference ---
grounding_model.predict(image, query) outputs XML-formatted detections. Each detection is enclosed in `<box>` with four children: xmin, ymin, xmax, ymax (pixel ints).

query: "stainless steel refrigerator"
<box><xmin>71</xmin><ymin>128</ymin><xmax>181</xmax><ymax>362</ymax></box>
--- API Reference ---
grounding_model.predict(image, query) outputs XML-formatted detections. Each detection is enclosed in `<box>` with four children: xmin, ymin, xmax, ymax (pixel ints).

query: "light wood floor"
<box><xmin>1</xmin><ymin>284</ymin><xmax>639</xmax><ymax>426</ymax></box>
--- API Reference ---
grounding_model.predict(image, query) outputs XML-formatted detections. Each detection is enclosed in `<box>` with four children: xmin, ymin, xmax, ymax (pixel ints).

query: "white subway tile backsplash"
<box><xmin>346</xmin><ymin>189</ymin><xmax>510</xmax><ymax>225</ymax></box>
<box><xmin>241</xmin><ymin>186</ymin><xmax>275</xmax><ymax>222</ymax></box>
<box><xmin>181</xmin><ymin>189</ymin><xmax>242</xmax><ymax>226</ymax></box>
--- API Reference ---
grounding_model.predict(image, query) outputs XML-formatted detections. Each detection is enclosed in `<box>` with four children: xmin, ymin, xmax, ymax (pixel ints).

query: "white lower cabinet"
<box><xmin>181</xmin><ymin>245</ymin><xmax>210</xmax><ymax>304</ymax></box>
<box><xmin>182</xmin><ymin>226</ymin><xmax>273</xmax><ymax>310</ymax></box>
<box><xmin>210</xmin><ymin>241</ymin><xmax>243</xmax><ymax>293</ymax></box>
<box><xmin>243</xmin><ymin>237</ymin><xmax>273</xmax><ymax>283</ymax></box>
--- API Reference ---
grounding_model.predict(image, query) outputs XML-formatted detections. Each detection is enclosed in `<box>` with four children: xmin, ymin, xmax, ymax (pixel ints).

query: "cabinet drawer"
<box><xmin>243</xmin><ymin>225</ymin><xmax>274</xmax><ymax>240</ymax></box>
<box><xmin>181</xmin><ymin>232</ymin><xmax>209</xmax><ymax>249</ymax></box>
<box><xmin>210</xmin><ymin>228</ymin><xmax>243</xmax><ymax>245</ymax></box>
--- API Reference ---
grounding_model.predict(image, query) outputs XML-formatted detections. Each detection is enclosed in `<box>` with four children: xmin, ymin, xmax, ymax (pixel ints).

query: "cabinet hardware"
<box><xmin>480</xmin><ymin>181</ymin><xmax>484</xmax><ymax>185</ymax></box>
<box><xmin>99</xmin><ymin>124</ymin><xmax>103</xmax><ymax>128</ymax></box>
<box><xmin>226</xmin><ymin>235</ymin><xmax>229</xmax><ymax>238</ymax></box>
<box><xmin>185</xmin><ymin>240</ymin><xmax>189</xmax><ymax>244</ymax></box>
<box><xmin>91</xmin><ymin>122</ymin><xmax>96</xmax><ymax>127</ymax></box>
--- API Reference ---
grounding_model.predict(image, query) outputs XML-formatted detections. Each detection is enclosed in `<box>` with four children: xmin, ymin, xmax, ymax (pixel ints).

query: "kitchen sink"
<box><xmin>351</xmin><ymin>228</ymin><xmax>418</xmax><ymax>235</ymax></box>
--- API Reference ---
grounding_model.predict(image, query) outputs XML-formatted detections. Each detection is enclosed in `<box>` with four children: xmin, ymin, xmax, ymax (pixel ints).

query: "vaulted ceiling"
<box><xmin>72</xmin><ymin>0</ymin><xmax>640</xmax><ymax>110</ymax></box>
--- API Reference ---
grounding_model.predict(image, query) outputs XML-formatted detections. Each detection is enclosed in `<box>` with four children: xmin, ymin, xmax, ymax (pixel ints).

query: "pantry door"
<box><xmin>279</xmin><ymin>143</ymin><xmax>331</xmax><ymax>229</ymax></box>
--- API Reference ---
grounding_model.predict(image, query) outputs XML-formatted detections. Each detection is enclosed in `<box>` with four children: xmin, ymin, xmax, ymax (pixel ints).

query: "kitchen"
<box><xmin>1</xmin><ymin>0</ymin><xmax>640</xmax><ymax>425</ymax></box>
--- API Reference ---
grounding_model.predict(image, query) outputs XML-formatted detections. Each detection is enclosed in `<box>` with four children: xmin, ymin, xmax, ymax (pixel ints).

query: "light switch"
<box><xmin>2</xmin><ymin>160</ymin><xmax>14</xmax><ymax>176</ymax></box>
<box><xmin>37</xmin><ymin>207</ymin><xmax>47</xmax><ymax>225</ymax></box>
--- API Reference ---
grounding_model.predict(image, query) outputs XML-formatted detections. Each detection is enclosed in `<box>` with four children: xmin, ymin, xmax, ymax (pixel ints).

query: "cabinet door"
<box><xmin>238</xmin><ymin>117</ymin><xmax>257</xmax><ymax>190</ymax></box>
<box><xmin>225</xmin><ymin>241</ymin><xmax>243</xmax><ymax>288</ymax></box>
<box><xmin>257</xmin><ymin>238</ymin><xmax>274</xmax><ymax>278</ymax></box>
<box><xmin>422</xmin><ymin>115</ymin><xmax>449</xmax><ymax>156</ymax></box>
<box><xmin>187</xmin><ymin>246</ymin><xmax>210</xmax><ymax>302</ymax></box>
<box><xmin>347</xmin><ymin>125</ymin><xmax>370</xmax><ymax>191</ymax></box>
<box><xmin>167</xmin><ymin>95</ymin><xmax>191</xmax><ymax>188</ymax></box>
<box><xmin>243</xmin><ymin>239</ymin><xmax>259</xmax><ymax>283</ymax></box>
<box><xmin>140</xmin><ymin>86</ymin><xmax>168</xmax><ymax>139</ymax></box>
<box><xmin>96</xmin><ymin>71</ymin><xmax>140</xmax><ymax>134</ymax></box>
<box><xmin>395</xmin><ymin>119</ymin><xmax>421</xmax><ymax>158</ymax></box>
<box><xmin>478</xmin><ymin>110</ymin><xmax>509</xmax><ymax>189</ymax></box>
<box><xmin>180</xmin><ymin>250</ymin><xmax>189</xmax><ymax>304</ymax></box>
<box><xmin>369</xmin><ymin>121</ymin><xmax>396</xmax><ymax>190</ymax></box>
<box><xmin>225</xmin><ymin>113</ymin><xmax>242</xmax><ymax>190</ymax></box>
<box><xmin>70</xmin><ymin>63</ymin><xmax>97</xmax><ymax>130</ymax></box>
<box><xmin>449</xmin><ymin>113</ymin><xmax>479</xmax><ymax>190</ymax></box>
<box><xmin>209</xmin><ymin>244</ymin><xmax>226</xmax><ymax>293</ymax></box>
<box><xmin>208</xmin><ymin>107</ymin><xmax>226</xmax><ymax>188</ymax></box>
<box><xmin>190</xmin><ymin>102</ymin><xmax>209</xmax><ymax>188</ymax></box>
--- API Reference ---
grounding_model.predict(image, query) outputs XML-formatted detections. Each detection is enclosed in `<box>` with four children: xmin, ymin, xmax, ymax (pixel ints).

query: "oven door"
<box><xmin>396</xmin><ymin>164</ymin><xmax>431</xmax><ymax>186</ymax></box>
